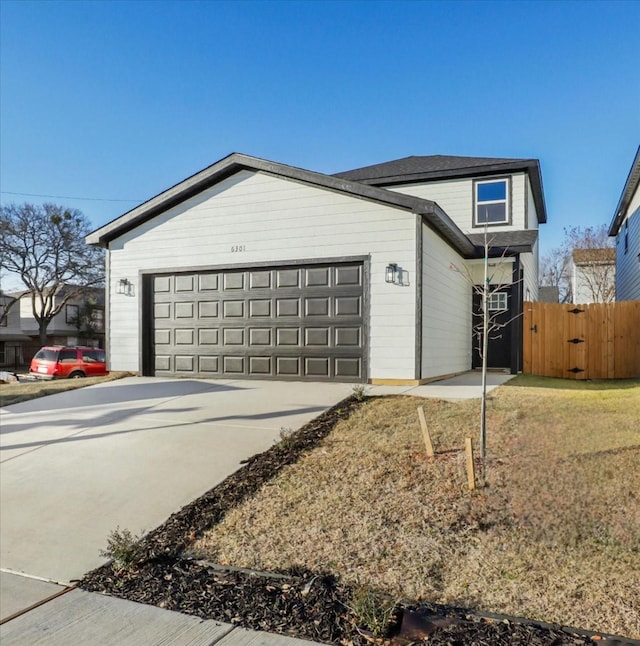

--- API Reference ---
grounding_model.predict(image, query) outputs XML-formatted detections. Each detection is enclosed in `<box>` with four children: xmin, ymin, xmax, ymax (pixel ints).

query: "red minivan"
<box><xmin>30</xmin><ymin>346</ymin><xmax>109</xmax><ymax>379</ymax></box>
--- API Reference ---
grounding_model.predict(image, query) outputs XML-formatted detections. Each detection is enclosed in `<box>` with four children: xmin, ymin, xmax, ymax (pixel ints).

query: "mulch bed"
<box><xmin>80</xmin><ymin>395</ymin><xmax>631</xmax><ymax>646</ymax></box>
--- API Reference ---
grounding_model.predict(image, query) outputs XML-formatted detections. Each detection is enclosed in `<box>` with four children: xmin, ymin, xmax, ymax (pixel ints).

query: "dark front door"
<box><xmin>472</xmin><ymin>288</ymin><xmax>512</xmax><ymax>369</ymax></box>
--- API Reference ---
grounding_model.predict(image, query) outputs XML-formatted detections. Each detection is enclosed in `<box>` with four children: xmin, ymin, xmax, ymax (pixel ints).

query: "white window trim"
<box><xmin>474</xmin><ymin>178</ymin><xmax>510</xmax><ymax>226</ymax></box>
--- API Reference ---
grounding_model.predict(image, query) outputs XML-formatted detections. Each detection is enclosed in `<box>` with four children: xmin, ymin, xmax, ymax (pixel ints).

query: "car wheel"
<box><xmin>69</xmin><ymin>371</ymin><xmax>86</xmax><ymax>379</ymax></box>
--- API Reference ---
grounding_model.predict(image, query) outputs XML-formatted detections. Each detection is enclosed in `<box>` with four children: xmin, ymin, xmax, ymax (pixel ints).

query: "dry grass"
<box><xmin>194</xmin><ymin>377</ymin><xmax>640</xmax><ymax>638</ymax></box>
<box><xmin>0</xmin><ymin>372</ymin><xmax>133</xmax><ymax>407</ymax></box>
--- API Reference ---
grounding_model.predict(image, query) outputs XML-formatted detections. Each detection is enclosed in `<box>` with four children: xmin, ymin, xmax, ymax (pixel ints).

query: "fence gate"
<box><xmin>523</xmin><ymin>301</ymin><xmax>640</xmax><ymax>379</ymax></box>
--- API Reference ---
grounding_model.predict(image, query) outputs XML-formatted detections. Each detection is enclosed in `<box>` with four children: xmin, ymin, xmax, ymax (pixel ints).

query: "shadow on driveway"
<box><xmin>2</xmin><ymin>379</ymin><xmax>247</xmax><ymax>414</ymax></box>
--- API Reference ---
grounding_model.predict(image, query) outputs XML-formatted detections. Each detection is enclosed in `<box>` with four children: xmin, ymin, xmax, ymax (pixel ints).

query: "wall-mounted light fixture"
<box><xmin>385</xmin><ymin>263</ymin><xmax>401</xmax><ymax>285</ymax></box>
<box><xmin>116</xmin><ymin>278</ymin><xmax>134</xmax><ymax>296</ymax></box>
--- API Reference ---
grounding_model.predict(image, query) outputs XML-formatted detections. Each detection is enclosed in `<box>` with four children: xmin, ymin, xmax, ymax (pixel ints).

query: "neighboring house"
<box><xmin>608</xmin><ymin>145</ymin><xmax>640</xmax><ymax>301</ymax></box>
<box><xmin>0</xmin><ymin>293</ymin><xmax>32</xmax><ymax>368</ymax></box>
<box><xmin>86</xmin><ymin>152</ymin><xmax>547</xmax><ymax>383</ymax></box>
<box><xmin>538</xmin><ymin>286</ymin><xmax>559</xmax><ymax>303</ymax></box>
<box><xmin>571</xmin><ymin>248</ymin><xmax>616</xmax><ymax>304</ymax></box>
<box><xmin>0</xmin><ymin>286</ymin><xmax>105</xmax><ymax>368</ymax></box>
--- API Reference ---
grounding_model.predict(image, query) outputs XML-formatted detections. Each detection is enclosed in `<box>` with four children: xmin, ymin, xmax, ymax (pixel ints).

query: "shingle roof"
<box><xmin>572</xmin><ymin>248</ymin><xmax>616</xmax><ymax>264</ymax></box>
<box><xmin>334</xmin><ymin>155</ymin><xmax>532</xmax><ymax>182</ymax></box>
<box><xmin>335</xmin><ymin>154</ymin><xmax>547</xmax><ymax>224</ymax></box>
<box><xmin>467</xmin><ymin>229</ymin><xmax>538</xmax><ymax>253</ymax></box>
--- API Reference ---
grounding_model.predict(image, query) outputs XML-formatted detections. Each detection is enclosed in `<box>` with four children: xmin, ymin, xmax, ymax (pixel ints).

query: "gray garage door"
<box><xmin>148</xmin><ymin>261</ymin><xmax>365</xmax><ymax>382</ymax></box>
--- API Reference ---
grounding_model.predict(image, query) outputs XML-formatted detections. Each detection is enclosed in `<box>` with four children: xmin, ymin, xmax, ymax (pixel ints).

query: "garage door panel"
<box><xmin>199</xmin><ymin>329</ymin><xmax>219</xmax><ymax>345</ymax></box>
<box><xmin>150</xmin><ymin>261</ymin><xmax>364</xmax><ymax>382</ymax></box>
<box><xmin>199</xmin><ymin>356</ymin><xmax>219</xmax><ymax>373</ymax></box>
<box><xmin>224</xmin><ymin>273</ymin><xmax>244</xmax><ymax>290</ymax></box>
<box><xmin>249</xmin><ymin>328</ymin><xmax>272</xmax><ymax>345</ymax></box>
<box><xmin>154</xmin><ymin>303</ymin><xmax>171</xmax><ymax>319</ymax></box>
<box><xmin>305</xmin><ymin>328</ymin><xmax>329</xmax><ymax>346</ymax></box>
<box><xmin>198</xmin><ymin>301</ymin><xmax>219</xmax><ymax>318</ymax></box>
<box><xmin>223</xmin><ymin>301</ymin><xmax>244</xmax><ymax>317</ymax></box>
<box><xmin>249</xmin><ymin>299</ymin><xmax>271</xmax><ymax>317</ymax></box>
<box><xmin>277</xmin><ymin>328</ymin><xmax>300</xmax><ymax>346</ymax></box>
<box><xmin>175</xmin><ymin>275</ymin><xmax>195</xmax><ymax>292</ymax></box>
<box><xmin>306</xmin><ymin>267</ymin><xmax>329</xmax><ymax>287</ymax></box>
<box><xmin>277</xmin><ymin>269</ymin><xmax>300</xmax><ymax>288</ymax></box>
<box><xmin>199</xmin><ymin>273</ymin><xmax>219</xmax><ymax>291</ymax></box>
<box><xmin>223</xmin><ymin>356</ymin><xmax>244</xmax><ymax>373</ymax></box>
<box><xmin>175</xmin><ymin>329</ymin><xmax>195</xmax><ymax>345</ymax></box>
<box><xmin>155</xmin><ymin>355</ymin><xmax>171</xmax><ymax>371</ymax></box>
<box><xmin>336</xmin><ymin>358</ymin><xmax>361</xmax><ymax>378</ymax></box>
<box><xmin>336</xmin><ymin>265</ymin><xmax>361</xmax><ymax>285</ymax></box>
<box><xmin>223</xmin><ymin>329</ymin><xmax>244</xmax><ymax>345</ymax></box>
<box><xmin>175</xmin><ymin>302</ymin><xmax>194</xmax><ymax>318</ymax></box>
<box><xmin>249</xmin><ymin>356</ymin><xmax>271</xmax><ymax>375</ymax></box>
<box><xmin>175</xmin><ymin>355</ymin><xmax>194</xmax><ymax>371</ymax></box>
<box><xmin>276</xmin><ymin>299</ymin><xmax>300</xmax><ymax>317</ymax></box>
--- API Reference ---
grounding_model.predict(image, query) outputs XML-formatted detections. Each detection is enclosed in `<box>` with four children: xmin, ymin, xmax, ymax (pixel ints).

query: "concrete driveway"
<box><xmin>0</xmin><ymin>376</ymin><xmax>354</xmax><ymax>621</ymax></box>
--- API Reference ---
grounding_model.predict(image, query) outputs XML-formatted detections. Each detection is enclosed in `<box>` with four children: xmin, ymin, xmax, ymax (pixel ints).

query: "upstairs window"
<box><xmin>66</xmin><ymin>304</ymin><xmax>79</xmax><ymax>324</ymax></box>
<box><xmin>475</xmin><ymin>178</ymin><xmax>510</xmax><ymax>225</ymax></box>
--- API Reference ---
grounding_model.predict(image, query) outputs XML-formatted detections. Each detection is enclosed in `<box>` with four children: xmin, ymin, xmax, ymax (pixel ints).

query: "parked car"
<box><xmin>30</xmin><ymin>346</ymin><xmax>108</xmax><ymax>379</ymax></box>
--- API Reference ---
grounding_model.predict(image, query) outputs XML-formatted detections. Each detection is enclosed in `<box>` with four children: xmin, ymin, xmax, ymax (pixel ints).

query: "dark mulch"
<box><xmin>80</xmin><ymin>395</ymin><xmax>629</xmax><ymax>646</ymax></box>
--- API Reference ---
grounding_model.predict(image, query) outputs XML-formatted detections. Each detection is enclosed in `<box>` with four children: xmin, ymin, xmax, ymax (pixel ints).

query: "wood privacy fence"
<box><xmin>523</xmin><ymin>301</ymin><xmax>640</xmax><ymax>379</ymax></box>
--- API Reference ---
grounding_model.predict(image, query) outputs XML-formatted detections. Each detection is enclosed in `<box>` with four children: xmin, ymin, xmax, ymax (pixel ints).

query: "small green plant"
<box><xmin>349</xmin><ymin>587</ymin><xmax>397</xmax><ymax>637</ymax></box>
<box><xmin>351</xmin><ymin>384</ymin><xmax>369</xmax><ymax>401</ymax></box>
<box><xmin>99</xmin><ymin>526</ymin><xmax>143</xmax><ymax>571</ymax></box>
<box><xmin>278</xmin><ymin>426</ymin><xmax>296</xmax><ymax>451</ymax></box>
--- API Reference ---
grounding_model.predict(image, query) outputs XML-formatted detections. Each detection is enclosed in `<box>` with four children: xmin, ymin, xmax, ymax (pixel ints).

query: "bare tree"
<box><xmin>0</xmin><ymin>203</ymin><xmax>105</xmax><ymax>344</ymax></box>
<box><xmin>539</xmin><ymin>224</ymin><xmax>614</xmax><ymax>304</ymax></box>
<box><xmin>450</xmin><ymin>229</ymin><xmax>522</xmax><ymax>481</ymax></box>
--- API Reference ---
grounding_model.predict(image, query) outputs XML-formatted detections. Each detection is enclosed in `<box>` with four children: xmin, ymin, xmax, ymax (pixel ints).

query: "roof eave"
<box><xmin>608</xmin><ymin>146</ymin><xmax>640</xmax><ymax>236</ymax></box>
<box><xmin>86</xmin><ymin>153</ymin><xmax>455</xmax><ymax>247</ymax></box>
<box><xmin>350</xmin><ymin>159</ymin><xmax>548</xmax><ymax>225</ymax></box>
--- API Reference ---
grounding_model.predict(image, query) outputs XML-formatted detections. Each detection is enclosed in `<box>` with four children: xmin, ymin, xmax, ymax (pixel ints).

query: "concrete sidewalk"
<box><xmin>368</xmin><ymin>370</ymin><xmax>514</xmax><ymax>400</ymax></box>
<box><xmin>0</xmin><ymin>588</ymin><xmax>319</xmax><ymax>645</ymax></box>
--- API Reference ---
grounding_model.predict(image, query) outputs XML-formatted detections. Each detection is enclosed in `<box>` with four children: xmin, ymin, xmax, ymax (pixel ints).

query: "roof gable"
<box><xmin>86</xmin><ymin>153</ymin><xmax>476</xmax><ymax>256</ymax></box>
<box><xmin>334</xmin><ymin>154</ymin><xmax>547</xmax><ymax>224</ymax></box>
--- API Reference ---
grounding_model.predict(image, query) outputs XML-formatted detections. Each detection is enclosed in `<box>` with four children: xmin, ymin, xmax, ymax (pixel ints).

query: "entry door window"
<box><xmin>487</xmin><ymin>292</ymin><xmax>508</xmax><ymax>311</ymax></box>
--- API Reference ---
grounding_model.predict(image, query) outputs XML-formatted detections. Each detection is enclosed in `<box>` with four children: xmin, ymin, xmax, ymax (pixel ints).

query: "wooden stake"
<box><xmin>417</xmin><ymin>406</ymin><xmax>435</xmax><ymax>458</ymax></box>
<box><xmin>465</xmin><ymin>437</ymin><xmax>476</xmax><ymax>490</ymax></box>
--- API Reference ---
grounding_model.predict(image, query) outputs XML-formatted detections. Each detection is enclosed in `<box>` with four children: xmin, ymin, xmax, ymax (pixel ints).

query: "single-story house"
<box><xmin>608</xmin><ymin>145</ymin><xmax>640</xmax><ymax>301</ymax></box>
<box><xmin>571</xmin><ymin>248</ymin><xmax>616</xmax><ymax>304</ymax></box>
<box><xmin>87</xmin><ymin>153</ymin><xmax>547</xmax><ymax>383</ymax></box>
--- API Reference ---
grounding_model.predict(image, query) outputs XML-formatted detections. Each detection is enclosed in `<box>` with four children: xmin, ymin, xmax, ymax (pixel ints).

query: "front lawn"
<box><xmin>0</xmin><ymin>372</ymin><xmax>133</xmax><ymax>407</ymax></box>
<box><xmin>192</xmin><ymin>376</ymin><xmax>640</xmax><ymax>638</ymax></box>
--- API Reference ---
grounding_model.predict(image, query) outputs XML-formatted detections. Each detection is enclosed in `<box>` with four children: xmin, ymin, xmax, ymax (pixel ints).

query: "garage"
<box><xmin>142</xmin><ymin>260</ymin><xmax>366</xmax><ymax>382</ymax></box>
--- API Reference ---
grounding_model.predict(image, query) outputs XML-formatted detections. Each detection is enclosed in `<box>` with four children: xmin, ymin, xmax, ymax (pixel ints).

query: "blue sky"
<box><xmin>1</xmin><ymin>0</ymin><xmax>638</xmax><ymax>260</ymax></box>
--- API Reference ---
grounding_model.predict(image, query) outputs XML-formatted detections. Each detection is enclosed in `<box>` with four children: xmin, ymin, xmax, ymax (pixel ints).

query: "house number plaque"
<box><xmin>230</xmin><ymin>245</ymin><xmax>246</xmax><ymax>252</ymax></box>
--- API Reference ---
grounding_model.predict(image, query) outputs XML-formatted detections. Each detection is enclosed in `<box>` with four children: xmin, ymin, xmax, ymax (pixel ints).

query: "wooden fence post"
<box><xmin>417</xmin><ymin>406</ymin><xmax>435</xmax><ymax>458</ymax></box>
<box><xmin>465</xmin><ymin>437</ymin><xmax>476</xmax><ymax>490</ymax></box>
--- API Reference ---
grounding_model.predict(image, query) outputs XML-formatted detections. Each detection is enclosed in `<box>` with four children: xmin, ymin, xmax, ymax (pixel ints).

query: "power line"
<box><xmin>0</xmin><ymin>190</ymin><xmax>143</xmax><ymax>203</ymax></box>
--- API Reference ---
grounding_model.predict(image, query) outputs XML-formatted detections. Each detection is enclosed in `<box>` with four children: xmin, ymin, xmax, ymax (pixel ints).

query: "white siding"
<box><xmin>526</xmin><ymin>177</ymin><xmax>538</xmax><ymax>230</ymax></box>
<box><xmin>465</xmin><ymin>258</ymin><xmax>515</xmax><ymax>286</ymax></box>
<box><xmin>421</xmin><ymin>224</ymin><xmax>471</xmax><ymax>379</ymax></box>
<box><xmin>108</xmin><ymin>170</ymin><xmax>419</xmax><ymax>379</ymax></box>
<box><xmin>389</xmin><ymin>173</ymin><xmax>529</xmax><ymax>233</ymax></box>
